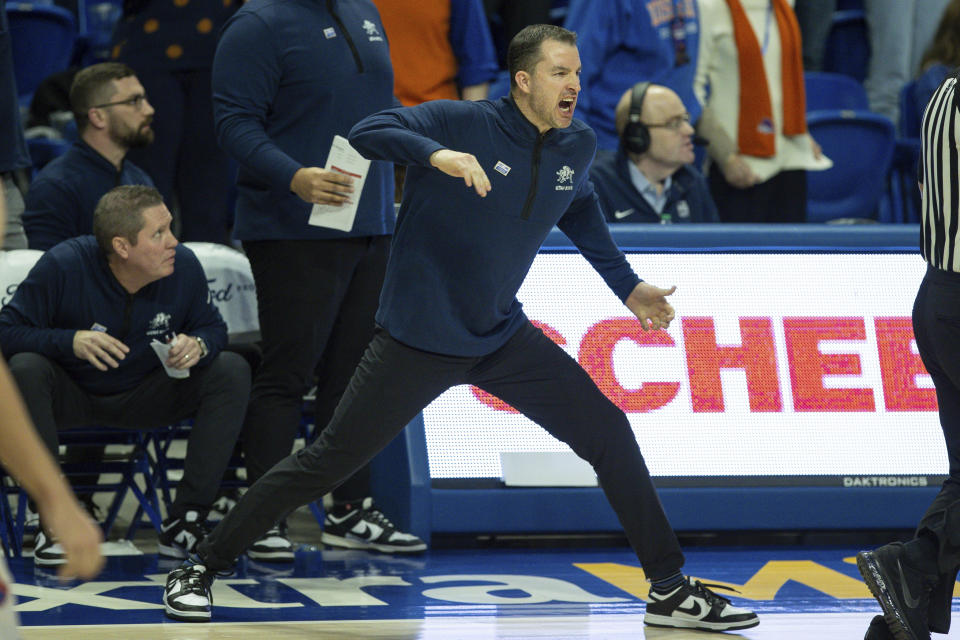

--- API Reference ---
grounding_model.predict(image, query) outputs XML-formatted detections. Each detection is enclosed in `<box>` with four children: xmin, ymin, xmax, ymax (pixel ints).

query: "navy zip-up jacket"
<box><xmin>212</xmin><ymin>0</ymin><xmax>395</xmax><ymax>241</ymax></box>
<box><xmin>591</xmin><ymin>148</ymin><xmax>719</xmax><ymax>224</ymax></box>
<box><xmin>349</xmin><ymin>96</ymin><xmax>641</xmax><ymax>356</ymax></box>
<box><xmin>23</xmin><ymin>140</ymin><xmax>155</xmax><ymax>250</ymax></box>
<box><xmin>0</xmin><ymin>237</ymin><xmax>227</xmax><ymax>395</ymax></box>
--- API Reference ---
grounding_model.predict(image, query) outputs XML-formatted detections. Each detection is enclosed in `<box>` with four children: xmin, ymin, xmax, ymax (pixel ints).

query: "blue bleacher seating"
<box><xmin>805</xmin><ymin>71</ymin><xmax>869</xmax><ymax>111</ymax></box>
<box><xmin>6</xmin><ymin>3</ymin><xmax>76</xmax><ymax>105</ymax></box>
<box><xmin>806</xmin><ymin>109</ymin><xmax>895</xmax><ymax>222</ymax></box>
<box><xmin>75</xmin><ymin>0</ymin><xmax>122</xmax><ymax>65</ymax></box>
<box><xmin>25</xmin><ymin>136</ymin><xmax>70</xmax><ymax>178</ymax></box>
<box><xmin>823</xmin><ymin>10</ymin><xmax>870</xmax><ymax>83</ymax></box>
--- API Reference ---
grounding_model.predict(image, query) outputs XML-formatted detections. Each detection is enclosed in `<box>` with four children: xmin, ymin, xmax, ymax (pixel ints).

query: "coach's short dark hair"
<box><xmin>69</xmin><ymin>62</ymin><xmax>137</xmax><ymax>133</ymax></box>
<box><xmin>507</xmin><ymin>24</ymin><xmax>577</xmax><ymax>91</ymax></box>
<box><xmin>93</xmin><ymin>185</ymin><xmax>164</xmax><ymax>255</ymax></box>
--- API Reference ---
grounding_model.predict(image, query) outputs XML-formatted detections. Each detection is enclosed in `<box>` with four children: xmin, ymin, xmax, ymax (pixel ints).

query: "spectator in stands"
<box><xmin>0</xmin><ymin>0</ymin><xmax>31</xmax><ymax>250</ymax></box>
<box><xmin>110</xmin><ymin>0</ymin><xmax>238</xmax><ymax>244</ymax></box>
<box><xmin>0</xmin><ymin>185</ymin><xmax>250</xmax><ymax>568</ymax></box>
<box><xmin>694</xmin><ymin>0</ymin><xmax>826</xmax><ymax>223</ymax></box>
<box><xmin>563</xmin><ymin>0</ymin><xmax>702</xmax><ymax>152</ymax></box>
<box><xmin>794</xmin><ymin>0</ymin><xmax>835</xmax><ymax>71</ymax></box>
<box><xmin>211</xmin><ymin>0</ymin><xmax>424</xmax><ymax>559</ymax></box>
<box><xmin>864</xmin><ymin>0</ymin><xmax>949</xmax><ymax>126</ymax></box>
<box><xmin>0</xmin><ymin>180</ymin><xmax>103</xmax><ymax>635</ymax></box>
<box><xmin>374</xmin><ymin>0</ymin><xmax>498</xmax><ymax>105</ymax></box>
<box><xmin>23</xmin><ymin>63</ymin><xmax>155</xmax><ymax>250</ymax></box>
<box><xmin>905</xmin><ymin>0</ymin><xmax>960</xmax><ymax>137</ymax></box>
<box><xmin>483</xmin><ymin>0</ymin><xmax>552</xmax><ymax>69</ymax></box>
<box><xmin>591</xmin><ymin>82</ymin><xmax>718</xmax><ymax>224</ymax></box>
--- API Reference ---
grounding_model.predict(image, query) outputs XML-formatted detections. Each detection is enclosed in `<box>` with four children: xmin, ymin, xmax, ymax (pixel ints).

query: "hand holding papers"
<box><xmin>308</xmin><ymin>135</ymin><xmax>370</xmax><ymax>232</ymax></box>
<box><xmin>150</xmin><ymin>337</ymin><xmax>189</xmax><ymax>379</ymax></box>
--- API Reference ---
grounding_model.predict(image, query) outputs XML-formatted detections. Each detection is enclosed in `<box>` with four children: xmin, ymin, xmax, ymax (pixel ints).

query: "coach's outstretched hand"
<box><xmin>625</xmin><ymin>282</ymin><xmax>676</xmax><ymax>331</ymax></box>
<box><xmin>429</xmin><ymin>149</ymin><xmax>491</xmax><ymax>197</ymax></box>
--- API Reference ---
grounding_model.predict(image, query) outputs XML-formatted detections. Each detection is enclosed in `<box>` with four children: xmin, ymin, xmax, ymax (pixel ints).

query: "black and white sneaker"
<box><xmin>158</xmin><ymin>510</ymin><xmax>208</xmax><ymax>559</ymax></box>
<box><xmin>247</xmin><ymin>524</ymin><xmax>295</xmax><ymax>563</ymax></box>
<box><xmin>644</xmin><ymin>577</ymin><xmax>759</xmax><ymax>632</ymax></box>
<box><xmin>321</xmin><ymin>497</ymin><xmax>426</xmax><ymax>553</ymax></box>
<box><xmin>207</xmin><ymin>494</ymin><xmax>237</xmax><ymax>522</ymax></box>
<box><xmin>163</xmin><ymin>560</ymin><xmax>224</xmax><ymax>622</ymax></box>
<box><xmin>33</xmin><ymin>529</ymin><xmax>66</xmax><ymax>567</ymax></box>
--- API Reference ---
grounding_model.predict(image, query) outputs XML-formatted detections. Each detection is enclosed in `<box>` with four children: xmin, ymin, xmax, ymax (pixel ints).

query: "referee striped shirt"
<box><xmin>921</xmin><ymin>71</ymin><xmax>960</xmax><ymax>272</ymax></box>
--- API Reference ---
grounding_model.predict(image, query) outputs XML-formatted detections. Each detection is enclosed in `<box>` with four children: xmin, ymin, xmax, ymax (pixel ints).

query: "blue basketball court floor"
<box><xmin>10</xmin><ymin>540</ymin><xmax>960</xmax><ymax>639</ymax></box>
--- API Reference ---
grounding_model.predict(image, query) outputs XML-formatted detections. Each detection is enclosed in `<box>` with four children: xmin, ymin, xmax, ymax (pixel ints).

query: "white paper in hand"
<box><xmin>150</xmin><ymin>339</ymin><xmax>189</xmax><ymax>379</ymax></box>
<box><xmin>308</xmin><ymin>135</ymin><xmax>370</xmax><ymax>232</ymax></box>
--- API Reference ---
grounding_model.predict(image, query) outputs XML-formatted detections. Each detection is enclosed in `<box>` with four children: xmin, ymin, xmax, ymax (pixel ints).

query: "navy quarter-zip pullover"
<box><xmin>591</xmin><ymin>148</ymin><xmax>719</xmax><ymax>224</ymax></box>
<box><xmin>0</xmin><ymin>237</ymin><xmax>227</xmax><ymax>395</ymax></box>
<box><xmin>349</xmin><ymin>96</ymin><xmax>641</xmax><ymax>356</ymax></box>
<box><xmin>23</xmin><ymin>140</ymin><xmax>155</xmax><ymax>250</ymax></box>
<box><xmin>212</xmin><ymin>0</ymin><xmax>396</xmax><ymax>241</ymax></box>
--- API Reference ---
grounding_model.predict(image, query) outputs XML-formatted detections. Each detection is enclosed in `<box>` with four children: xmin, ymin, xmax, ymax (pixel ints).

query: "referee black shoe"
<box><xmin>865</xmin><ymin>615</ymin><xmax>895</xmax><ymax>640</ymax></box>
<box><xmin>644</xmin><ymin>576</ymin><xmax>759</xmax><ymax>632</ymax></box>
<box><xmin>857</xmin><ymin>543</ymin><xmax>937</xmax><ymax>640</ymax></box>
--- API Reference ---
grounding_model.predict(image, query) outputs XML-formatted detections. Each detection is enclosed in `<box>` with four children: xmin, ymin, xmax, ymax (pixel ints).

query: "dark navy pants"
<box><xmin>8</xmin><ymin>351</ymin><xmax>250</xmax><ymax>518</ymax></box>
<box><xmin>199</xmin><ymin>321</ymin><xmax>685</xmax><ymax>580</ymax></box>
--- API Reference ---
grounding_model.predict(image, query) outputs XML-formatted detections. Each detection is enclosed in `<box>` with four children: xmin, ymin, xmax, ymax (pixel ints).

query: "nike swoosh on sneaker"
<box><xmin>897</xmin><ymin>558</ymin><xmax>921</xmax><ymax>608</ymax></box>
<box><xmin>353</xmin><ymin>522</ymin><xmax>385</xmax><ymax>541</ymax></box>
<box><xmin>675</xmin><ymin>601</ymin><xmax>703</xmax><ymax>617</ymax></box>
<box><xmin>613</xmin><ymin>209</ymin><xmax>634</xmax><ymax>219</ymax></box>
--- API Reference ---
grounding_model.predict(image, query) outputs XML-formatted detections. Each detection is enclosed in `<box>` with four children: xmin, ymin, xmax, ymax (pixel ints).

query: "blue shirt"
<box><xmin>0</xmin><ymin>237</ymin><xmax>227</xmax><ymax>395</ymax></box>
<box><xmin>349</xmin><ymin>97</ymin><xmax>641</xmax><ymax>356</ymax></box>
<box><xmin>23</xmin><ymin>140</ymin><xmax>154</xmax><ymax>250</ymax></box>
<box><xmin>212</xmin><ymin>0</ymin><xmax>396</xmax><ymax>241</ymax></box>
<box><xmin>629</xmin><ymin>162</ymin><xmax>672</xmax><ymax>216</ymax></box>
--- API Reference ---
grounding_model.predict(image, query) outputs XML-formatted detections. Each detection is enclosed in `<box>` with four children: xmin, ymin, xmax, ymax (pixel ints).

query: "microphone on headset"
<box><xmin>692</xmin><ymin>135</ymin><xmax>709</xmax><ymax>146</ymax></box>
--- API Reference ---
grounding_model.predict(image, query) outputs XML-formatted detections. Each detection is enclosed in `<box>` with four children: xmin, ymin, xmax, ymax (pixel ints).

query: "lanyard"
<box><xmin>762</xmin><ymin>0</ymin><xmax>773</xmax><ymax>56</ymax></box>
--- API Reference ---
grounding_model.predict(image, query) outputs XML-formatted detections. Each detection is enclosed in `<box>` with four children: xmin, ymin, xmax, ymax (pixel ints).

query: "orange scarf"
<box><xmin>725</xmin><ymin>0</ymin><xmax>806</xmax><ymax>157</ymax></box>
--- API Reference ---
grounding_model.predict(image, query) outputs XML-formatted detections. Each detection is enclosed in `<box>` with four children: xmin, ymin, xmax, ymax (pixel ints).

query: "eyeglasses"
<box><xmin>92</xmin><ymin>94</ymin><xmax>149</xmax><ymax>110</ymax></box>
<box><xmin>644</xmin><ymin>113</ymin><xmax>691</xmax><ymax>130</ymax></box>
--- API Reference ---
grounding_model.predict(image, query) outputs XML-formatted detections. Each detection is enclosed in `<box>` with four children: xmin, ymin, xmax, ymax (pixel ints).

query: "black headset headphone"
<box><xmin>622</xmin><ymin>81</ymin><xmax>652</xmax><ymax>154</ymax></box>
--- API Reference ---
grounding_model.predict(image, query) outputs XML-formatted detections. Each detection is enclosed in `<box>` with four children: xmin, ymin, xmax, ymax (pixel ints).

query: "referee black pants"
<box><xmin>910</xmin><ymin>265</ymin><xmax>960</xmax><ymax>633</ymax></box>
<box><xmin>199</xmin><ymin>320</ymin><xmax>686</xmax><ymax>580</ymax></box>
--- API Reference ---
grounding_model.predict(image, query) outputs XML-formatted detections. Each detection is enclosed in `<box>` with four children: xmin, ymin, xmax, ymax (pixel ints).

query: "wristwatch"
<box><xmin>194</xmin><ymin>336</ymin><xmax>209</xmax><ymax>358</ymax></box>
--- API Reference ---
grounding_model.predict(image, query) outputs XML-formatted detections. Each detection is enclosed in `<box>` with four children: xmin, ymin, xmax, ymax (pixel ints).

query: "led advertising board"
<box><xmin>422</xmin><ymin>253</ymin><xmax>942</xmax><ymax>487</ymax></box>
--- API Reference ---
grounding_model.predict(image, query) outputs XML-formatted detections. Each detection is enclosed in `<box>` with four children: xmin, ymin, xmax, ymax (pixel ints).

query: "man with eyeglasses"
<box><xmin>591</xmin><ymin>83</ymin><xmax>719</xmax><ymax>225</ymax></box>
<box><xmin>23</xmin><ymin>63</ymin><xmax>155</xmax><ymax>250</ymax></box>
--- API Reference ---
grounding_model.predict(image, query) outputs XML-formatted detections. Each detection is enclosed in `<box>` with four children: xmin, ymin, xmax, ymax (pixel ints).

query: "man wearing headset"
<box><xmin>590</xmin><ymin>82</ymin><xmax>718</xmax><ymax>225</ymax></box>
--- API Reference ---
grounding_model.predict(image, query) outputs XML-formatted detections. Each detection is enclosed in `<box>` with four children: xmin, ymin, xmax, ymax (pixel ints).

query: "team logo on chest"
<box><xmin>362</xmin><ymin>20</ymin><xmax>383</xmax><ymax>42</ymax></box>
<box><xmin>555</xmin><ymin>165</ymin><xmax>574</xmax><ymax>191</ymax></box>
<box><xmin>147</xmin><ymin>312</ymin><xmax>172</xmax><ymax>337</ymax></box>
